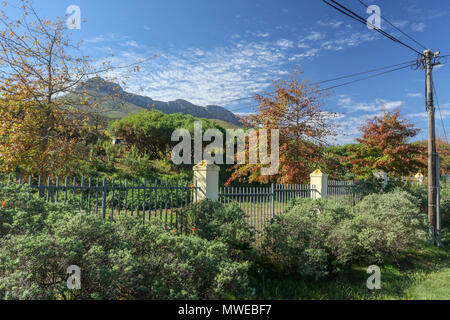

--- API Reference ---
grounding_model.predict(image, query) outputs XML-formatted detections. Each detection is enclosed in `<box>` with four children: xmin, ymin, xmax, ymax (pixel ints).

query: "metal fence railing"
<box><xmin>219</xmin><ymin>184</ymin><xmax>315</xmax><ymax>231</ymax></box>
<box><xmin>328</xmin><ymin>179</ymin><xmax>368</xmax><ymax>206</ymax></box>
<box><xmin>1</xmin><ymin>175</ymin><xmax>199</xmax><ymax>231</ymax></box>
<box><xmin>2</xmin><ymin>174</ymin><xmax>371</xmax><ymax>233</ymax></box>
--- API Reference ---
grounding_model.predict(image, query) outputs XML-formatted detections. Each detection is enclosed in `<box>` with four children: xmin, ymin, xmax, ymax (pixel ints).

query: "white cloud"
<box><xmin>320</xmin><ymin>32</ymin><xmax>377</xmax><ymax>51</ymax></box>
<box><xmin>393</xmin><ymin>20</ymin><xmax>409</xmax><ymax>27</ymax></box>
<box><xmin>85</xmin><ymin>33</ymin><xmax>127</xmax><ymax>44</ymax></box>
<box><xmin>305</xmin><ymin>31</ymin><xmax>326</xmax><ymax>41</ymax></box>
<box><xmin>96</xmin><ymin>41</ymin><xmax>289</xmax><ymax>106</ymax></box>
<box><xmin>407</xmin><ymin>93</ymin><xmax>422</xmax><ymax>98</ymax></box>
<box><xmin>276</xmin><ymin>39</ymin><xmax>294</xmax><ymax>48</ymax></box>
<box><xmin>124</xmin><ymin>40</ymin><xmax>141</xmax><ymax>48</ymax></box>
<box><xmin>246</xmin><ymin>31</ymin><xmax>270</xmax><ymax>38</ymax></box>
<box><xmin>257</xmin><ymin>32</ymin><xmax>270</xmax><ymax>38</ymax></box>
<box><xmin>382</xmin><ymin>100</ymin><xmax>404</xmax><ymax>110</ymax></box>
<box><xmin>408</xmin><ymin>110</ymin><xmax>450</xmax><ymax>119</ymax></box>
<box><xmin>328</xmin><ymin>115</ymin><xmax>365</xmax><ymax>145</ymax></box>
<box><xmin>412</xmin><ymin>22</ymin><xmax>426</xmax><ymax>32</ymax></box>
<box><xmin>336</xmin><ymin>96</ymin><xmax>404</xmax><ymax>113</ymax></box>
<box><xmin>85</xmin><ymin>24</ymin><xmax>391</xmax><ymax>114</ymax></box>
<box><xmin>288</xmin><ymin>49</ymin><xmax>319</xmax><ymax>61</ymax></box>
<box><xmin>328</xmin><ymin>96</ymin><xmax>416</xmax><ymax>144</ymax></box>
<box><xmin>317</xmin><ymin>20</ymin><xmax>344</xmax><ymax>29</ymax></box>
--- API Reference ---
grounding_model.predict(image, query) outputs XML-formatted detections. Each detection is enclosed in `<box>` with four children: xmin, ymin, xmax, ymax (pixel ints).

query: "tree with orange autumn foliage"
<box><xmin>226</xmin><ymin>71</ymin><xmax>338</xmax><ymax>185</ymax></box>
<box><xmin>346</xmin><ymin>109</ymin><xmax>425</xmax><ymax>178</ymax></box>
<box><xmin>0</xmin><ymin>0</ymin><xmax>153</xmax><ymax>176</ymax></box>
<box><xmin>412</xmin><ymin>138</ymin><xmax>450</xmax><ymax>176</ymax></box>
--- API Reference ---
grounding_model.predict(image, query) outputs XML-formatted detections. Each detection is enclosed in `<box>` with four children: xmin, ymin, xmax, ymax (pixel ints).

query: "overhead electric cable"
<box><xmin>223</xmin><ymin>60</ymin><xmax>415</xmax><ymax>109</ymax></box>
<box><xmin>226</xmin><ymin>63</ymin><xmax>414</xmax><ymax>113</ymax></box>
<box><xmin>431</xmin><ymin>77</ymin><xmax>449</xmax><ymax>144</ymax></box>
<box><xmin>311</xmin><ymin>60</ymin><xmax>416</xmax><ymax>86</ymax></box>
<box><xmin>322</xmin><ymin>0</ymin><xmax>422</xmax><ymax>55</ymax></box>
<box><xmin>355</xmin><ymin>0</ymin><xmax>428</xmax><ymax>50</ymax></box>
<box><xmin>317</xmin><ymin>63</ymin><xmax>414</xmax><ymax>92</ymax></box>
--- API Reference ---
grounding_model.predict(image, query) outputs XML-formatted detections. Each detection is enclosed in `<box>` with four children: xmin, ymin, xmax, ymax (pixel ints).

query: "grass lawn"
<box><xmin>249</xmin><ymin>222</ymin><xmax>450</xmax><ymax>300</ymax></box>
<box><xmin>406</xmin><ymin>267</ymin><xmax>450</xmax><ymax>300</ymax></box>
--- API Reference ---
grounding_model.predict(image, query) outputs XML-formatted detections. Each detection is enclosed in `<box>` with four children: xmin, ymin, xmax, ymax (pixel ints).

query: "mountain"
<box><xmin>74</xmin><ymin>77</ymin><xmax>242</xmax><ymax>126</ymax></box>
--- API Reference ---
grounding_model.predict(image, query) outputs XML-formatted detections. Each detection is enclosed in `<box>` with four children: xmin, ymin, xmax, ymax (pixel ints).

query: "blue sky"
<box><xmin>9</xmin><ymin>0</ymin><xmax>450</xmax><ymax>144</ymax></box>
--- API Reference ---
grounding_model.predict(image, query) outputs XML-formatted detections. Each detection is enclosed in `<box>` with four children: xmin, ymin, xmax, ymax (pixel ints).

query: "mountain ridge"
<box><xmin>77</xmin><ymin>77</ymin><xmax>242</xmax><ymax>126</ymax></box>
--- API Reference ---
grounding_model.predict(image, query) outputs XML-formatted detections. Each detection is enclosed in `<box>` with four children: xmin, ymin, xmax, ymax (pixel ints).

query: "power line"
<box><xmin>355</xmin><ymin>0</ymin><xmax>428</xmax><ymax>50</ymax></box>
<box><xmin>226</xmin><ymin>63</ymin><xmax>414</xmax><ymax>112</ymax></box>
<box><xmin>318</xmin><ymin>63</ymin><xmax>414</xmax><ymax>92</ymax></box>
<box><xmin>311</xmin><ymin>60</ymin><xmax>416</xmax><ymax>86</ymax></box>
<box><xmin>322</xmin><ymin>0</ymin><xmax>422</xmax><ymax>55</ymax></box>
<box><xmin>224</xmin><ymin>59</ymin><xmax>416</xmax><ymax>110</ymax></box>
<box><xmin>431</xmin><ymin>76</ymin><xmax>449</xmax><ymax>144</ymax></box>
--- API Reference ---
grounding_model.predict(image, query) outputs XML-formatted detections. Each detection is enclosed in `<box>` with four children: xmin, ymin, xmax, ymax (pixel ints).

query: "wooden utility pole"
<box><xmin>424</xmin><ymin>49</ymin><xmax>438</xmax><ymax>244</ymax></box>
<box><xmin>436</xmin><ymin>154</ymin><xmax>442</xmax><ymax>247</ymax></box>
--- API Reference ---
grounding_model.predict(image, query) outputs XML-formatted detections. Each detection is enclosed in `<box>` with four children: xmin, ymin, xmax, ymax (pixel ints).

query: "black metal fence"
<box><xmin>2</xmin><ymin>175</ymin><xmax>199</xmax><ymax>230</ymax></box>
<box><xmin>2</xmin><ymin>174</ymin><xmax>369</xmax><ymax>233</ymax></box>
<box><xmin>219</xmin><ymin>184</ymin><xmax>315</xmax><ymax>231</ymax></box>
<box><xmin>328</xmin><ymin>179</ymin><xmax>368</xmax><ymax>206</ymax></box>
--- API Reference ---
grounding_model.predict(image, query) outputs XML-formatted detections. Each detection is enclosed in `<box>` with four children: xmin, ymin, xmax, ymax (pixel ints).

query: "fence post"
<box><xmin>271</xmin><ymin>183</ymin><xmax>275</xmax><ymax>218</ymax></box>
<box><xmin>37</xmin><ymin>176</ymin><xmax>42</xmax><ymax>198</ymax></box>
<box><xmin>193</xmin><ymin>160</ymin><xmax>220</xmax><ymax>201</ymax></box>
<box><xmin>102</xmin><ymin>178</ymin><xmax>107</xmax><ymax>219</ymax></box>
<box><xmin>352</xmin><ymin>178</ymin><xmax>356</xmax><ymax>207</ymax></box>
<box><xmin>374</xmin><ymin>170</ymin><xmax>388</xmax><ymax>189</ymax></box>
<box><xmin>310</xmin><ymin>170</ymin><xmax>328</xmax><ymax>200</ymax></box>
<box><xmin>414</xmin><ymin>172</ymin><xmax>425</xmax><ymax>185</ymax></box>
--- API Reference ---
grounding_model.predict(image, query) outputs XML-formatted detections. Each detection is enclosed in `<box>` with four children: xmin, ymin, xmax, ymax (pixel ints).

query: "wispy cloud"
<box><xmin>317</xmin><ymin>20</ymin><xmax>344</xmax><ymax>29</ymax></box>
<box><xmin>96</xmin><ymin>41</ymin><xmax>289</xmax><ymax>106</ymax></box>
<box><xmin>84</xmin><ymin>33</ymin><xmax>128</xmax><ymax>44</ymax></box>
<box><xmin>247</xmin><ymin>31</ymin><xmax>270</xmax><ymax>38</ymax></box>
<box><xmin>305</xmin><ymin>31</ymin><xmax>326</xmax><ymax>41</ymax></box>
<box><xmin>123</xmin><ymin>40</ymin><xmax>142</xmax><ymax>48</ymax></box>
<box><xmin>327</xmin><ymin>95</ymin><xmax>411</xmax><ymax>144</ymax></box>
<box><xmin>337</xmin><ymin>95</ymin><xmax>404</xmax><ymax>113</ymax></box>
<box><xmin>276</xmin><ymin>39</ymin><xmax>294</xmax><ymax>49</ymax></box>
<box><xmin>411</xmin><ymin>22</ymin><xmax>426</xmax><ymax>32</ymax></box>
<box><xmin>86</xmin><ymin>23</ymin><xmax>386</xmax><ymax>112</ymax></box>
<box><xmin>320</xmin><ymin>32</ymin><xmax>377</xmax><ymax>51</ymax></box>
<box><xmin>407</xmin><ymin>110</ymin><xmax>450</xmax><ymax>119</ymax></box>
<box><xmin>393</xmin><ymin>20</ymin><xmax>409</xmax><ymax>27</ymax></box>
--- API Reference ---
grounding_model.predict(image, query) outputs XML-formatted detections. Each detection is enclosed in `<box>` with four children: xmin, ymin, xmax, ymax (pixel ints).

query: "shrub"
<box><xmin>179</xmin><ymin>200</ymin><xmax>255</xmax><ymax>259</ymax></box>
<box><xmin>441</xmin><ymin>182</ymin><xmax>450</xmax><ymax>222</ymax></box>
<box><xmin>403</xmin><ymin>183</ymin><xmax>428</xmax><ymax>214</ymax></box>
<box><xmin>330</xmin><ymin>189</ymin><xmax>427</xmax><ymax>264</ymax></box>
<box><xmin>261</xmin><ymin>198</ymin><xmax>353</xmax><ymax>279</ymax></box>
<box><xmin>0</xmin><ymin>184</ymin><xmax>82</xmax><ymax>236</ymax></box>
<box><xmin>0</xmin><ymin>186</ymin><xmax>250</xmax><ymax>300</ymax></box>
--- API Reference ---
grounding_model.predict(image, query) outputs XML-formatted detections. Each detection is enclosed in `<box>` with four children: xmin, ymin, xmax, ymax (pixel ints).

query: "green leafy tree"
<box><xmin>109</xmin><ymin>110</ymin><xmax>224</xmax><ymax>159</ymax></box>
